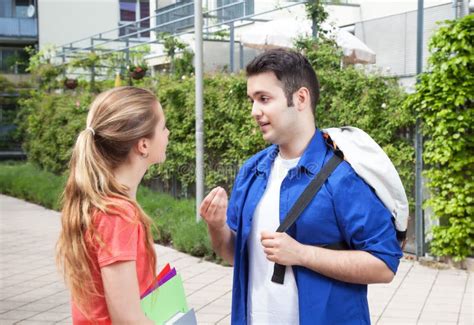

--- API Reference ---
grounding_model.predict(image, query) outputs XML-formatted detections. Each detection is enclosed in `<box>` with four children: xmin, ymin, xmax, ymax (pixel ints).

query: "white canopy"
<box><xmin>236</xmin><ymin>18</ymin><xmax>376</xmax><ymax>65</ymax></box>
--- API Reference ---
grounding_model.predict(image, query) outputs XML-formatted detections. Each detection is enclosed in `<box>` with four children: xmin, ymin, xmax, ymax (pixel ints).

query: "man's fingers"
<box><xmin>206</xmin><ymin>188</ymin><xmax>224</xmax><ymax>218</ymax></box>
<box><xmin>261</xmin><ymin>239</ymin><xmax>275</xmax><ymax>248</ymax></box>
<box><xmin>266</xmin><ymin>254</ymin><xmax>277</xmax><ymax>263</ymax></box>
<box><xmin>218</xmin><ymin>187</ymin><xmax>228</xmax><ymax>201</ymax></box>
<box><xmin>261</xmin><ymin>231</ymin><xmax>276</xmax><ymax>240</ymax></box>
<box><xmin>263</xmin><ymin>248</ymin><xmax>274</xmax><ymax>255</ymax></box>
<box><xmin>200</xmin><ymin>188</ymin><xmax>216</xmax><ymax>212</ymax></box>
<box><xmin>200</xmin><ymin>187</ymin><xmax>220</xmax><ymax>216</ymax></box>
<box><xmin>214</xmin><ymin>187</ymin><xmax>228</xmax><ymax>203</ymax></box>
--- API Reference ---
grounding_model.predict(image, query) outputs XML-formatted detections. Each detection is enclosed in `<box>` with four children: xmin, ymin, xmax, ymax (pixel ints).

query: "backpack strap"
<box><xmin>271</xmin><ymin>152</ymin><xmax>344</xmax><ymax>285</ymax></box>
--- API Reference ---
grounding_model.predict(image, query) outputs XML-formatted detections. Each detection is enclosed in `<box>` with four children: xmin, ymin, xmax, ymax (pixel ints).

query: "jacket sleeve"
<box><xmin>330</xmin><ymin>166</ymin><xmax>403</xmax><ymax>274</ymax></box>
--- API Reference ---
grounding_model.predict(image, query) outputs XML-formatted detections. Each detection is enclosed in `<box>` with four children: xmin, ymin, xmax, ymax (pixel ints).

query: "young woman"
<box><xmin>56</xmin><ymin>86</ymin><xmax>169</xmax><ymax>324</ymax></box>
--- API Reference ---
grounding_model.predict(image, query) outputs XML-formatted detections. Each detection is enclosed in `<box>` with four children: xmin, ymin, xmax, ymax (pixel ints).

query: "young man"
<box><xmin>200</xmin><ymin>48</ymin><xmax>402</xmax><ymax>324</ymax></box>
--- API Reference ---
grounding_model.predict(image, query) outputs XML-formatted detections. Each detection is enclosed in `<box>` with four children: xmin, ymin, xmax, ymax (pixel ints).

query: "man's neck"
<box><xmin>279</xmin><ymin>125</ymin><xmax>316</xmax><ymax>159</ymax></box>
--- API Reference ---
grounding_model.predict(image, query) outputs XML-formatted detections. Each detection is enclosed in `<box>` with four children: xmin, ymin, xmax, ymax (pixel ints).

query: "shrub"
<box><xmin>404</xmin><ymin>15</ymin><xmax>474</xmax><ymax>261</ymax></box>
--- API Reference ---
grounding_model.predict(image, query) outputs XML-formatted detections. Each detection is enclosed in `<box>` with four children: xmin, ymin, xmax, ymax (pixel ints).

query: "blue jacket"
<box><xmin>226</xmin><ymin>130</ymin><xmax>403</xmax><ymax>324</ymax></box>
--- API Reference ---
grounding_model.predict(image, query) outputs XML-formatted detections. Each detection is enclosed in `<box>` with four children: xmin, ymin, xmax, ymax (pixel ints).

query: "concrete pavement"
<box><xmin>0</xmin><ymin>194</ymin><xmax>472</xmax><ymax>324</ymax></box>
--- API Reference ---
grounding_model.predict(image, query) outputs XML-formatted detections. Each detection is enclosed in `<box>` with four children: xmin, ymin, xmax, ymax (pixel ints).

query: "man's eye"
<box><xmin>261</xmin><ymin>96</ymin><xmax>269</xmax><ymax>102</ymax></box>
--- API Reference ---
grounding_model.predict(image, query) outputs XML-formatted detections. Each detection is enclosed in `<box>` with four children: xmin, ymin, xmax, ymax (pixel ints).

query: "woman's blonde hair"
<box><xmin>56</xmin><ymin>86</ymin><xmax>159</xmax><ymax>316</ymax></box>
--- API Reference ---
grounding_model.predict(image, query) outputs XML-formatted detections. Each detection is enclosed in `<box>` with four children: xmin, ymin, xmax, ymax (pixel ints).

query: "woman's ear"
<box><xmin>136</xmin><ymin>138</ymin><xmax>150</xmax><ymax>157</ymax></box>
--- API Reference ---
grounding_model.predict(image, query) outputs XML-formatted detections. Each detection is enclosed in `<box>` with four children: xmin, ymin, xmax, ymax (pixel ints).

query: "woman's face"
<box><xmin>148</xmin><ymin>101</ymin><xmax>169</xmax><ymax>164</ymax></box>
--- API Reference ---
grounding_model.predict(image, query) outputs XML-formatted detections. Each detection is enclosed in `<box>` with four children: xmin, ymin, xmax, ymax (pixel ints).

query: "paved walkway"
<box><xmin>0</xmin><ymin>194</ymin><xmax>472</xmax><ymax>324</ymax></box>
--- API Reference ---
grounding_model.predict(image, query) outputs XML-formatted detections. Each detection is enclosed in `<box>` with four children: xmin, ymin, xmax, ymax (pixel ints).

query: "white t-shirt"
<box><xmin>247</xmin><ymin>153</ymin><xmax>300</xmax><ymax>324</ymax></box>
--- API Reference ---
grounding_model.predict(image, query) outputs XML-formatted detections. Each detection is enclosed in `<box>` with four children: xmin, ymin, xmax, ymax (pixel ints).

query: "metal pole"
<box><xmin>61</xmin><ymin>48</ymin><xmax>66</xmax><ymax>79</ymax></box>
<box><xmin>125</xmin><ymin>37</ymin><xmax>131</xmax><ymax>86</ymax></box>
<box><xmin>312</xmin><ymin>0</ymin><xmax>318</xmax><ymax>38</ymax></box>
<box><xmin>229</xmin><ymin>21</ymin><xmax>235</xmax><ymax>73</ymax></box>
<box><xmin>136</xmin><ymin>0</ymin><xmax>141</xmax><ymax>38</ymax></box>
<box><xmin>239</xmin><ymin>42</ymin><xmax>244</xmax><ymax>70</ymax></box>
<box><xmin>195</xmin><ymin>0</ymin><xmax>204</xmax><ymax>222</ymax></box>
<box><xmin>90</xmin><ymin>38</ymin><xmax>96</xmax><ymax>91</ymax></box>
<box><xmin>415</xmin><ymin>0</ymin><xmax>424</xmax><ymax>258</ymax></box>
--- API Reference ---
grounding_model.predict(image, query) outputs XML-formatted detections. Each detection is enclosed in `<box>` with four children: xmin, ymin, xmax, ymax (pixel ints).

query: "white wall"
<box><xmin>249</xmin><ymin>0</ymin><xmax>451</xmax><ymax>27</ymax></box>
<box><xmin>349</xmin><ymin>0</ymin><xmax>451</xmax><ymax>22</ymax></box>
<box><xmin>156</xmin><ymin>0</ymin><xmax>176</xmax><ymax>9</ymax></box>
<box><xmin>355</xmin><ymin>3</ymin><xmax>452</xmax><ymax>80</ymax></box>
<box><xmin>38</xmin><ymin>0</ymin><xmax>120</xmax><ymax>50</ymax></box>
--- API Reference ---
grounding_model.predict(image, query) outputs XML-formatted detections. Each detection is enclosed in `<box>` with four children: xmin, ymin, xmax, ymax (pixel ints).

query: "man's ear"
<box><xmin>294</xmin><ymin>87</ymin><xmax>311</xmax><ymax>112</ymax></box>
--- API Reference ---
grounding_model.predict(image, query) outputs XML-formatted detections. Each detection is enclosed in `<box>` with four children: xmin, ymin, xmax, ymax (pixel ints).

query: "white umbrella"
<box><xmin>236</xmin><ymin>18</ymin><xmax>376</xmax><ymax>65</ymax></box>
<box><xmin>335</xmin><ymin>29</ymin><xmax>376</xmax><ymax>65</ymax></box>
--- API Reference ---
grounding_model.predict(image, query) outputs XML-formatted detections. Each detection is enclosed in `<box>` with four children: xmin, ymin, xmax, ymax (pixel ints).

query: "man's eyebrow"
<box><xmin>247</xmin><ymin>91</ymin><xmax>267</xmax><ymax>97</ymax></box>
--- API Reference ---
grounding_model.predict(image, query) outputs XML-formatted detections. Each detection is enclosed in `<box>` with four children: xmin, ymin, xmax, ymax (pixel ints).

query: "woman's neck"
<box><xmin>113</xmin><ymin>160</ymin><xmax>147</xmax><ymax>200</ymax></box>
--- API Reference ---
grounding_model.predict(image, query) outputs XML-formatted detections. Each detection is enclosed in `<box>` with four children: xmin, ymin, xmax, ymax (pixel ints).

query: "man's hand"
<box><xmin>260</xmin><ymin>231</ymin><xmax>306</xmax><ymax>266</ymax></box>
<box><xmin>199</xmin><ymin>187</ymin><xmax>228</xmax><ymax>230</ymax></box>
<box><xmin>199</xmin><ymin>187</ymin><xmax>235</xmax><ymax>265</ymax></box>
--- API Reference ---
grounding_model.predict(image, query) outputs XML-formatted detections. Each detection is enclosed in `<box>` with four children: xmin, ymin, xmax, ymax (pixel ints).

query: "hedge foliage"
<box><xmin>18</xmin><ymin>39</ymin><xmax>414</xmax><ymax>204</ymax></box>
<box><xmin>403</xmin><ymin>15</ymin><xmax>474</xmax><ymax>261</ymax></box>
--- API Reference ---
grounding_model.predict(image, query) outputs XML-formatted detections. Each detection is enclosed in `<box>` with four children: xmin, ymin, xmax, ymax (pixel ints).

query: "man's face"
<box><xmin>247</xmin><ymin>71</ymin><xmax>297</xmax><ymax>145</ymax></box>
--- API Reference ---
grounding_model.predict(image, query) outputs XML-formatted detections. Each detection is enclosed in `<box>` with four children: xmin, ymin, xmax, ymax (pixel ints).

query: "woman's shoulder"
<box><xmin>93</xmin><ymin>196</ymin><xmax>139</xmax><ymax>225</ymax></box>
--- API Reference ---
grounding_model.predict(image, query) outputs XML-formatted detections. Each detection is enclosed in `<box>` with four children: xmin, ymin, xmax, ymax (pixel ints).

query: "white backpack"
<box><xmin>272</xmin><ymin>126</ymin><xmax>409</xmax><ymax>284</ymax></box>
<box><xmin>323</xmin><ymin>126</ymin><xmax>409</xmax><ymax>240</ymax></box>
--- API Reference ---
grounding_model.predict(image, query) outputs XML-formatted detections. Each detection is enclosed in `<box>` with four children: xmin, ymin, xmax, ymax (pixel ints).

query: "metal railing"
<box><xmin>54</xmin><ymin>1</ymin><xmax>303</xmax><ymax>60</ymax></box>
<box><xmin>49</xmin><ymin>0</ymin><xmax>316</xmax><ymax>81</ymax></box>
<box><xmin>0</xmin><ymin>17</ymin><xmax>37</xmax><ymax>38</ymax></box>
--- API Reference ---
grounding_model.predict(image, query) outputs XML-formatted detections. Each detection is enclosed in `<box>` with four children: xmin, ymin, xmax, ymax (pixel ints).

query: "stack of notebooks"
<box><xmin>140</xmin><ymin>263</ymin><xmax>197</xmax><ymax>325</ymax></box>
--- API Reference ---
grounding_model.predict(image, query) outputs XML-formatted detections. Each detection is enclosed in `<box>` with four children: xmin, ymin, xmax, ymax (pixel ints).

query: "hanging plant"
<box><xmin>128</xmin><ymin>63</ymin><xmax>148</xmax><ymax>80</ymax></box>
<box><xmin>64</xmin><ymin>78</ymin><xmax>78</xmax><ymax>90</ymax></box>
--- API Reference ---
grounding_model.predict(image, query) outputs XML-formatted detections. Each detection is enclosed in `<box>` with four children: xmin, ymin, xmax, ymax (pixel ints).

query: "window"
<box><xmin>155</xmin><ymin>0</ymin><xmax>193</xmax><ymax>34</ymax></box>
<box><xmin>15</xmin><ymin>0</ymin><xmax>30</xmax><ymax>18</ymax></box>
<box><xmin>119</xmin><ymin>0</ymin><xmax>150</xmax><ymax>37</ymax></box>
<box><xmin>0</xmin><ymin>48</ymin><xmax>29</xmax><ymax>74</ymax></box>
<box><xmin>216</xmin><ymin>0</ymin><xmax>254</xmax><ymax>22</ymax></box>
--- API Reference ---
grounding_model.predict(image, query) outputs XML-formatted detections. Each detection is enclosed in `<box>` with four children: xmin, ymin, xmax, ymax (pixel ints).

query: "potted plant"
<box><xmin>64</xmin><ymin>78</ymin><xmax>78</xmax><ymax>90</ymax></box>
<box><xmin>128</xmin><ymin>63</ymin><xmax>148</xmax><ymax>80</ymax></box>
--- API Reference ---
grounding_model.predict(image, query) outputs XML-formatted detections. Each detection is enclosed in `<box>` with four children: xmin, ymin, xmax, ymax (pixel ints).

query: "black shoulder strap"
<box><xmin>271</xmin><ymin>153</ymin><xmax>344</xmax><ymax>284</ymax></box>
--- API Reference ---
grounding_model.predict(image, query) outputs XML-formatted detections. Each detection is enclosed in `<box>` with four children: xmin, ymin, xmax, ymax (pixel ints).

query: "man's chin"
<box><xmin>261</xmin><ymin>132</ymin><xmax>275</xmax><ymax>144</ymax></box>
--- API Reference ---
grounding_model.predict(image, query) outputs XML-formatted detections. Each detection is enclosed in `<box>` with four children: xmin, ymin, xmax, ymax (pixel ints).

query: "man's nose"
<box><xmin>251</xmin><ymin>103</ymin><xmax>262</xmax><ymax>119</ymax></box>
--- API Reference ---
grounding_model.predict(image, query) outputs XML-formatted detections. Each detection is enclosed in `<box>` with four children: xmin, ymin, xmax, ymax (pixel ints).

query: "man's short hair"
<box><xmin>246</xmin><ymin>48</ymin><xmax>320</xmax><ymax>113</ymax></box>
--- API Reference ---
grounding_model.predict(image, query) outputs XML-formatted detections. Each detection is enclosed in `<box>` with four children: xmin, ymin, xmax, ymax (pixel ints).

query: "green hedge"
<box><xmin>18</xmin><ymin>40</ymin><xmax>413</xmax><ymax>203</ymax></box>
<box><xmin>404</xmin><ymin>15</ymin><xmax>474</xmax><ymax>261</ymax></box>
<box><xmin>0</xmin><ymin>162</ymin><xmax>215</xmax><ymax>259</ymax></box>
<box><xmin>0</xmin><ymin>162</ymin><xmax>65</xmax><ymax>210</ymax></box>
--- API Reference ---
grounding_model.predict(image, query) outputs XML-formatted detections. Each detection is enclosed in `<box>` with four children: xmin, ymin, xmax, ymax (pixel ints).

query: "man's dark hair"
<box><xmin>246</xmin><ymin>48</ymin><xmax>320</xmax><ymax>113</ymax></box>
